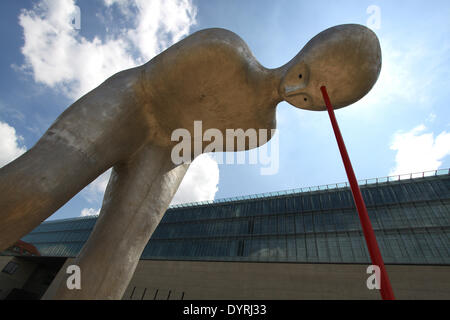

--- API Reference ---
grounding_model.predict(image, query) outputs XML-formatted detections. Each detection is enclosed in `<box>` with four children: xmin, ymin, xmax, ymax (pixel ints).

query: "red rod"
<box><xmin>320</xmin><ymin>86</ymin><xmax>395</xmax><ymax>300</ymax></box>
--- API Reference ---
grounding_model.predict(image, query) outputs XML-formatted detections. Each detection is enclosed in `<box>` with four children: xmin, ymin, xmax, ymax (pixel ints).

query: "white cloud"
<box><xmin>426</xmin><ymin>113</ymin><xmax>436</xmax><ymax>123</ymax></box>
<box><xmin>171</xmin><ymin>154</ymin><xmax>220</xmax><ymax>205</ymax></box>
<box><xmin>126</xmin><ymin>0</ymin><xmax>197</xmax><ymax>61</ymax></box>
<box><xmin>80</xmin><ymin>207</ymin><xmax>100</xmax><ymax>217</ymax></box>
<box><xmin>81</xmin><ymin>155</ymin><xmax>219</xmax><ymax>206</ymax></box>
<box><xmin>18</xmin><ymin>0</ymin><xmax>197</xmax><ymax>99</ymax></box>
<box><xmin>0</xmin><ymin>101</ymin><xmax>25</xmax><ymax>122</ymax></box>
<box><xmin>344</xmin><ymin>37</ymin><xmax>449</xmax><ymax>120</ymax></box>
<box><xmin>0</xmin><ymin>121</ymin><xmax>27</xmax><ymax>168</ymax></box>
<box><xmin>389</xmin><ymin>124</ymin><xmax>450</xmax><ymax>175</ymax></box>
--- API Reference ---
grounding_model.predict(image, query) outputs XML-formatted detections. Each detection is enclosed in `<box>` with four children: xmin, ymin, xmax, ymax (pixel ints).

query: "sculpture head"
<box><xmin>279</xmin><ymin>24</ymin><xmax>381</xmax><ymax>111</ymax></box>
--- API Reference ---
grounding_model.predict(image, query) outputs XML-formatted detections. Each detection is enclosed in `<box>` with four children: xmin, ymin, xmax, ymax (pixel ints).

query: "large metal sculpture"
<box><xmin>0</xmin><ymin>24</ymin><xmax>381</xmax><ymax>299</ymax></box>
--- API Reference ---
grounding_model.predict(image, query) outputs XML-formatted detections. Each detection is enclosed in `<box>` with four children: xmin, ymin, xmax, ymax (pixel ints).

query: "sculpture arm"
<box><xmin>0</xmin><ymin>67</ymin><xmax>151</xmax><ymax>251</ymax></box>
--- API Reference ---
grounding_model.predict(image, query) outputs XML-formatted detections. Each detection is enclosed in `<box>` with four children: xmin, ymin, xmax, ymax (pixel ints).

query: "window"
<box><xmin>192</xmin><ymin>240</ymin><xmax>201</xmax><ymax>257</ymax></box>
<box><xmin>181</xmin><ymin>240</ymin><xmax>194</xmax><ymax>257</ymax></box>
<box><xmin>387</xmin><ymin>206</ymin><xmax>407</xmax><ymax>229</ymax></box>
<box><xmin>215</xmin><ymin>221</ymin><xmax>225</xmax><ymax>236</ymax></box>
<box><xmin>228</xmin><ymin>240</ymin><xmax>238</xmax><ymax>257</ymax></box>
<box><xmin>258</xmin><ymin>237</ymin><xmax>269</xmax><ymax>259</ymax></box>
<box><xmin>295</xmin><ymin>214</ymin><xmax>304</xmax><ymax>233</ymax></box>
<box><xmin>414</xmin><ymin>231</ymin><xmax>434</xmax><ymax>262</ymax></box>
<box><xmin>416</xmin><ymin>181</ymin><xmax>437</xmax><ymax>200</ymax></box>
<box><xmin>322</xmin><ymin>212</ymin><xmax>335</xmax><ymax>232</ymax></box>
<box><xmin>292</xmin><ymin>196</ymin><xmax>303</xmax><ymax>212</ymax></box>
<box><xmin>361</xmin><ymin>189</ymin><xmax>373</xmax><ymax>206</ymax></box>
<box><xmin>320</xmin><ymin>193</ymin><xmax>332</xmax><ymax>210</ymax></box>
<box><xmin>260</xmin><ymin>216</ymin><xmax>270</xmax><ymax>234</ymax></box>
<box><xmin>285</xmin><ymin>197</ymin><xmax>298</xmax><ymax>213</ymax></box>
<box><xmin>337</xmin><ymin>232</ymin><xmax>354</xmax><ymax>262</ymax></box>
<box><xmin>276</xmin><ymin>198</ymin><xmax>286</xmax><ymax>213</ymax></box>
<box><xmin>285</xmin><ymin>215</ymin><xmax>295</xmax><ymax>234</ymax></box>
<box><xmin>376</xmin><ymin>231</ymin><xmax>394</xmax><ymax>263</ymax></box>
<box><xmin>368</xmin><ymin>188</ymin><xmax>382</xmax><ymax>204</ymax></box>
<box><xmin>238</xmin><ymin>220</ymin><xmax>248</xmax><ymax>235</ymax></box>
<box><xmin>247</xmin><ymin>219</ymin><xmax>254</xmax><ymax>235</ymax></box>
<box><xmin>391</xmin><ymin>184</ymin><xmax>408</xmax><ymax>203</ymax></box>
<box><xmin>430</xmin><ymin>179</ymin><xmax>450</xmax><ymax>199</ymax></box>
<box><xmin>415</xmin><ymin>203</ymin><xmax>438</xmax><ymax>226</ymax></box>
<box><xmin>233</xmin><ymin>205</ymin><xmax>243</xmax><ymax>218</ymax></box>
<box><xmin>367</xmin><ymin>209</ymin><xmax>381</xmax><ymax>229</ymax></box>
<box><xmin>302</xmin><ymin>196</ymin><xmax>312</xmax><ymax>211</ymax></box>
<box><xmin>381</xmin><ymin>186</ymin><xmax>396</xmax><ymax>204</ymax></box>
<box><xmin>243</xmin><ymin>239</ymin><xmax>252</xmax><ymax>257</ymax></box>
<box><xmin>385</xmin><ymin>230</ymin><xmax>407</xmax><ymax>263</ymax></box>
<box><xmin>326</xmin><ymin>233</ymin><xmax>341</xmax><ymax>262</ymax></box>
<box><xmin>250</xmin><ymin>238</ymin><xmax>262</xmax><ymax>259</ymax></box>
<box><xmin>426</xmin><ymin>231</ymin><xmax>447</xmax><ymax>264</ymax></box>
<box><xmin>334</xmin><ymin>211</ymin><xmax>347</xmax><ymax>231</ymax></box>
<box><xmin>261</xmin><ymin>200</ymin><xmax>271</xmax><ymax>214</ymax></box>
<box><xmin>378</xmin><ymin>207</ymin><xmax>395</xmax><ymax>229</ymax></box>
<box><xmin>404</xmin><ymin>183</ymin><xmax>420</xmax><ymax>201</ymax></box>
<box><xmin>316</xmin><ymin>234</ymin><xmax>328</xmax><ymax>262</ymax></box>
<box><xmin>268</xmin><ymin>237</ymin><xmax>278</xmax><ymax>260</ymax></box>
<box><xmin>217</xmin><ymin>240</ymin><xmax>229</xmax><ymax>257</ymax></box>
<box><xmin>296</xmin><ymin>235</ymin><xmax>307</xmax><ymax>261</ymax></box>
<box><xmin>430</xmin><ymin>203</ymin><xmax>450</xmax><ymax>226</ymax></box>
<box><xmin>286</xmin><ymin>235</ymin><xmax>297</xmax><ymax>260</ymax></box>
<box><xmin>399</xmin><ymin>230</ymin><xmax>424</xmax><ymax>263</ymax></box>
<box><xmin>253</xmin><ymin>217</ymin><xmax>262</xmax><ymax>235</ymax></box>
<box><xmin>340</xmin><ymin>191</ymin><xmax>353</xmax><ymax>208</ymax></box>
<box><xmin>278</xmin><ymin>215</ymin><xmax>286</xmax><ymax>234</ymax></box>
<box><xmin>268</xmin><ymin>216</ymin><xmax>277</xmax><ymax>234</ymax></box>
<box><xmin>314</xmin><ymin>213</ymin><xmax>325</xmax><ymax>233</ymax></box>
<box><xmin>275</xmin><ymin>236</ymin><xmax>287</xmax><ymax>260</ymax></box>
<box><xmin>2</xmin><ymin>261</ymin><xmax>19</xmax><ymax>275</ymax></box>
<box><xmin>329</xmin><ymin>192</ymin><xmax>342</xmax><ymax>209</ymax></box>
<box><xmin>311</xmin><ymin>194</ymin><xmax>322</xmax><ymax>211</ymax></box>
<box><xmin>303</xmin><ymin>213</ymin><xmax>314</xmax><ymax>233</ymax></box>
<box><xmin>305</xmin><ymin>234</ymin><xmax>318</xmax><ymax>261</ymax></box>
<box><xmin>401</xmin><ymin>206</ymin><xmax>422</xmax><ymax>228</ymax></box>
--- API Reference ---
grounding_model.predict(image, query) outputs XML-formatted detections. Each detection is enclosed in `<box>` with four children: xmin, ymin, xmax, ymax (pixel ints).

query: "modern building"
<box><xmin>1</xmin><ymin>169</ymin><xmax>449</xmax><ymax>299</ymax></box>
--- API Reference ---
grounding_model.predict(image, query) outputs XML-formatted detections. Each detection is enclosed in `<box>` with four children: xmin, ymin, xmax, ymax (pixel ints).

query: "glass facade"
<box><xmin>10</xmin><ymin>170</ymin><xmax>450</xmax><ymax>265</ymax></box>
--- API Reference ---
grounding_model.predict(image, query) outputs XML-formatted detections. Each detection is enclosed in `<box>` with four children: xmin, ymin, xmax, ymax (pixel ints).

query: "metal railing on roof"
<box><xmin>41</xmin><ymin>168</ymin><xmax>450</xmax><ymax>223</ymax></box>
<box><xmin>168</xmin><ymin>168</ymin><xmax>450</xmax><ymax>209</ymax></box>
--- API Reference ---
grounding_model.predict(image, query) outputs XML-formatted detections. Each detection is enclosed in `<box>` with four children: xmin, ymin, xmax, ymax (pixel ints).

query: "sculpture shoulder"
<box><xmin>186</xmin><ymin>28</ymin><xmax>249</xmax><ymax>48</ymax></box>
<box><xmin>148</xmin><ymin>28</ymin><xmax>259</xmax><ymax>69</ymax></box>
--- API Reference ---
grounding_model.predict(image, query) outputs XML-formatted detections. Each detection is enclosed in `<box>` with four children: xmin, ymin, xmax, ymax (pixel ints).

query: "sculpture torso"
<box><xmin>136</xmin><ymin>28</ymin><xmax>282</xmax><ymax>149</ymax></box>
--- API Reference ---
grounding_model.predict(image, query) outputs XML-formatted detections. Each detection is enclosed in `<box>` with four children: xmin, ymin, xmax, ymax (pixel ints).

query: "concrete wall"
<box><xmin>0</xmin><ymin>256</ymin><xmax>38</xmax><ymax>299</ymax></box>
<box><xmin>42</xmin><ymin>258</ymin><xmax>450</xmax><ymax>300</ymax></box>
<box><xmin>122</xmin><ymin>260</ymin><xmax>450</xmax><ymax>300</ymax></box>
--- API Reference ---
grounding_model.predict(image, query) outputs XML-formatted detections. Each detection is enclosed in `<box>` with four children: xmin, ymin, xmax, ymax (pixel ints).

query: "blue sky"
<box><xmin>0</xmin><ymin>0</ymin><xmax>449</xmax><ymax>221</ymax></box>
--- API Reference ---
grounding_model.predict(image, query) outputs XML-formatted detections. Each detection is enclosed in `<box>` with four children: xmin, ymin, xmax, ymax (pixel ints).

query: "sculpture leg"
<box><xmin>42</xmin><ymin>144</ymin><xmax>189</xmax><ymax>299</ymax></box>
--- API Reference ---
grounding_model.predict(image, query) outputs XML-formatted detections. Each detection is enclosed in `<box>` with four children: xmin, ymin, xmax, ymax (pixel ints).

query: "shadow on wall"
<box><xmin>0</xmin><ymin>256</ymin><xmax>66</xmax><ymax>300</ymax></box>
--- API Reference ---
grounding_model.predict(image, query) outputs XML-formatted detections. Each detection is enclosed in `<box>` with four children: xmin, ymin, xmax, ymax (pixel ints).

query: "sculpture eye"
<box><xmin>298</xmin><ymin>74</ymin><xmax>303</xmax><ymax>79</ymax></box>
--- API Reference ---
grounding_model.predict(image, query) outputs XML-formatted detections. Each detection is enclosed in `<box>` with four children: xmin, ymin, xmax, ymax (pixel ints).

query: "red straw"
<box><xmin>320</xmin><ymin>86</ymin><xmax>395</xmax><ymax>300</ymax></box>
